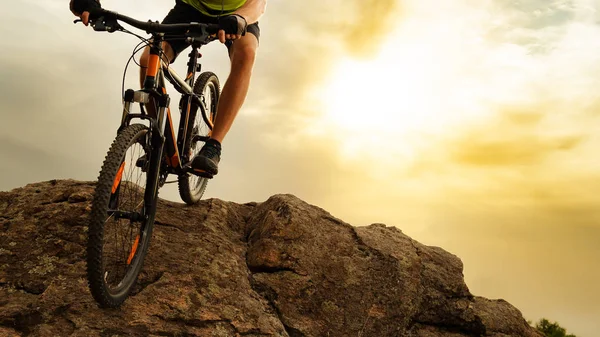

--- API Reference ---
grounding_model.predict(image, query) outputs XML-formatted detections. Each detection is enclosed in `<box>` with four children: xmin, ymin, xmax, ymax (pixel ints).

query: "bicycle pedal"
<box><xmin>186</xmin><ymin>166</ymin><xmax>214</xmax><ymax>179</ymax></box>
<box><xmin>135</xmin><ymin>155</ymin><xmax>148</xmax><ymax>172</ymax></box>
<box><xmin>135</xmin><ymin>156</ymin><xmax>146</xmax><ymax>168</ymax></box>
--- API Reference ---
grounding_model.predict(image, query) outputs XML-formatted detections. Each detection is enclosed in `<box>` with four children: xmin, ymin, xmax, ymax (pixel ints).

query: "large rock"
<box><xmin>0</xmin><ymin>180</ymin><xmax>542</xmax><ymax>337</ymax></box>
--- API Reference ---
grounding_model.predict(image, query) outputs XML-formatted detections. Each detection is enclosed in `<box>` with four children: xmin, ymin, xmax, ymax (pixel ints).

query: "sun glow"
<box><xmin>312</xmin><ymin>2</ymin><xmax>538</xmax><ymax>165</ymax></box>
<box><xmin>323</xmin><ymin>48</ymin><xmax>445</xmax><ymax>136</ymax></box>
<box><xmin>316</xmin><ymin>31</ymin><xmax>485</xmax><ymax>164</ymax></box>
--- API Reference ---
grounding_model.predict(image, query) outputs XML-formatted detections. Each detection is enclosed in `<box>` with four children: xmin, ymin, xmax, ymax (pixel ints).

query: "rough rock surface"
<box><xmin>0</xmin><ymin>180</ymin><xmax>542</xmax><ymax>337</ymax></box>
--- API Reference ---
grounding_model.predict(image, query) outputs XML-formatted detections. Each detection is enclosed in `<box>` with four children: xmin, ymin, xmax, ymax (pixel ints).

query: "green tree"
<box><xmin>535</xmin><ymin>318</ymin><xmax>577</xmax><ymax>337</ymax></box>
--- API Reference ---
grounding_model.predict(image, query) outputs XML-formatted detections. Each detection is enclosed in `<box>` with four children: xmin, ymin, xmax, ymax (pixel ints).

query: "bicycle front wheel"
<box><xmin>178</xmin><ymin>71</ymin><xmax>220</xmax><ymax>205</ymax></box>
<box><xmin>87</xmin><ymin>123</ymin><xmax>157</xmax><ymax>308</ymax></box>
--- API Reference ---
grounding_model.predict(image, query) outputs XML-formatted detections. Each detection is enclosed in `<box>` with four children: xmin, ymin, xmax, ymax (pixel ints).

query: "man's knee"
<box><xmin>232</xmin><ymin>41</ymin><xmax>257</xmax><ymax>68</ymax></box>
<box><xmin>139</xmin><ymin>47</ymin><xmax>150</xmax><ymax>67</ymax></box>
<box><xmin>162</xmin><ymin>42</ymin><xmax>176</xmax><ymax>63</ymax></box>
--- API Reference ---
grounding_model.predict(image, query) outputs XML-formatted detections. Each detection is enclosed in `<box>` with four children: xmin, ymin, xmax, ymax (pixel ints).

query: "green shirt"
<box><xmin>181</xmin><ymin>0</ymin><xmax>247</xmax><ymax>17</ymax></box>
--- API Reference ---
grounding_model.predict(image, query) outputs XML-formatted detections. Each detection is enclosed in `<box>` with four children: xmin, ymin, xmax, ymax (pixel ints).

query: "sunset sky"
<box><xmin>1</xmin><ymin>0</ymin><xmax>599</xmax><ymax>335</ymax></box>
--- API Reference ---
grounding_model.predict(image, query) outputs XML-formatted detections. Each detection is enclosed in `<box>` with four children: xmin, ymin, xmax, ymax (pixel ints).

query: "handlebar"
<box><xmin>84</xmin><ymin>8</ymin><xmax>220</xmax><ymax>36</ymax></box>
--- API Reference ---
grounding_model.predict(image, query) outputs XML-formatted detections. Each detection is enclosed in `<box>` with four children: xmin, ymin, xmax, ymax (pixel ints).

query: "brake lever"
<box><xmin>74</xmin><ymin>17</ymin><xmax>120</xmax><ymax>32</ymax></box>
<box><xmin>91</xmin><ymin>16</ymin><xmax>122</xmax><ymax>33</ymax></box>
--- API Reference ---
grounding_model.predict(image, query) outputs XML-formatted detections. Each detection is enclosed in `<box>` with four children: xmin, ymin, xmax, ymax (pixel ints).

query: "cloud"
<box><xmin>337</xmin><ymin>0</ymin><xmax>401</xmax><ymax>57</ymax></box>
<box><xmin>0</xmin><ymin>136</ymin><xmax>75</xmax><ymax>190</ymax></box>
<box><xmin>247</xmin><ymin>0</ymin><xmax>403</xmax><ymax>129</ymax></box>
<box><xmin>447</xmin><ymin>112</ymin><xmax>584</xmax><ymax>167</ymax></box>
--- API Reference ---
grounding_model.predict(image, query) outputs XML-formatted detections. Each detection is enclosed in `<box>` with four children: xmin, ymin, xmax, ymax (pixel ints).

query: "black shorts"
<box><xmin>162</xmin><ymin>0</ymin><xmax>260</xmax><ymax>59</ymax></box>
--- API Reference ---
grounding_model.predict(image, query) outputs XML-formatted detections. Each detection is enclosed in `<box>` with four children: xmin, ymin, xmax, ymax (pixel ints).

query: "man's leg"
<box><xmin>190</xmin><ymin>33</ymin><xmax>258</xmax><ymax>176</ymax></box>
<box><xmin>210</xmin><ymin>33</ymin><xmax>259</xmax><ymax>142</ymax></box>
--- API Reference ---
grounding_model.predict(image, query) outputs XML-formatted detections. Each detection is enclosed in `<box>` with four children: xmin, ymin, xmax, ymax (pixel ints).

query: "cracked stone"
<box><xmin>0</xmin><ymin>180</ymin><xmax>542</xmax><ymax>337</ymax></box>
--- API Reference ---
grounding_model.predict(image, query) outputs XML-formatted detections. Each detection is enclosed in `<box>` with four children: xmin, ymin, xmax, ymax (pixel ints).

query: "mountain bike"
<box><xmin>79</xmin><ymin>8</ymin><xmax>221</xmax><ymax>308</ymax></box>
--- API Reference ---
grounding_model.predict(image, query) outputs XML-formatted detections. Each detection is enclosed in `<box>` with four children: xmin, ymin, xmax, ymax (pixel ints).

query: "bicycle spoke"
<box><xmin>100</xmin><ymin>137</ymin><xmax>148</xmax><ymax>291</ymax></box>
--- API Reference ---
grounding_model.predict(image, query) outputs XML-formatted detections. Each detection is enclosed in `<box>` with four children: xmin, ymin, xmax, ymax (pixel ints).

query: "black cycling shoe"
<box><xmin>190</xmin><ymin>139</ymin><xmax>221</xmax><ymax>178</ymax></box>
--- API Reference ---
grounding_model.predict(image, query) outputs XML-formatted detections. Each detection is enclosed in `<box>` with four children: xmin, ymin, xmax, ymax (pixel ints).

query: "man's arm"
<box><xmin>234</xmin><ymin>0</ymin><xmax>267</xmax><ymax>25</ymax></box>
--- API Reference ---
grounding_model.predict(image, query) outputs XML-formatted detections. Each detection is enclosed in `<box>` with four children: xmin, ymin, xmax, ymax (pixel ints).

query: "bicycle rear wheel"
<box><xmin>87</xmin><ymin>123</ymin><xmax>157</xmax><ymax>308</ymax></box>
<box><xmin>178</xmin><ymin>71</ymin><xmax>220</xmax><ymax>205</ymax></box>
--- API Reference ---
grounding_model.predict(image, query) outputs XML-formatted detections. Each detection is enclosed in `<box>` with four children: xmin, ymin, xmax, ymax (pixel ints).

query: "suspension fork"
<box><xmin>143</xmin><ymin>37</ymin><xmax>169</xmax><ymax>218</ymax></box>
<box><xmin>144</xmin><ymin>90</ymin><xmax>169</xmax><ymax>221</ymax></box>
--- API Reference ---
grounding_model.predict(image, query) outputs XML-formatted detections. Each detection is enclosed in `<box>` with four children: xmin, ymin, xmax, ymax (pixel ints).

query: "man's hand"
<box><xmin>217</xmin><ymin>14</ymin><xmax>247</xmax><ymax>43</ymax></box>
<box><xmin>70</xmin><ymin>0</ymin><xmax>101</xmax><ymax>26</ymax></box>
<box><xmin>217</xmin><ymin>31</ymin><xmax>241</xmax><ymax>44</ymax></box>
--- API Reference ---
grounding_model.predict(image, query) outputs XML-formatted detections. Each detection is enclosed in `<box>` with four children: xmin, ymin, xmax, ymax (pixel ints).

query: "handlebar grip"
<box><xmin>87</xmin><ymin>7</ymin><xmax>108</xmax><ymax>20</ymax></box>
<box><xmin>206</xmin><ymin>24</ymin><xmax>220</xmax><ymax>35</ymax></box>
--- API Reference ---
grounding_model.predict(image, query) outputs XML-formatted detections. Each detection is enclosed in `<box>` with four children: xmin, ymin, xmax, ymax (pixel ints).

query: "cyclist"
<box><xmin>70</xmin><ymin>0</ymin><xmax>266</xmax><ymax>177</ymax></box>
